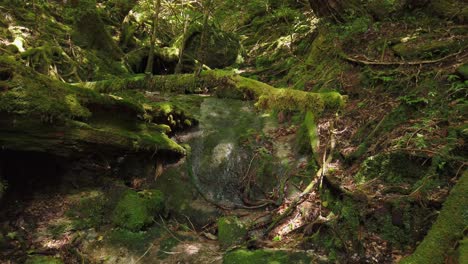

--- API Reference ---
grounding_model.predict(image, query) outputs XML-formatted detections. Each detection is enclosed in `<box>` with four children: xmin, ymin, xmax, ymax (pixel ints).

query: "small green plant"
<box><xmin>272</xmin><ymin>235</ymin><xmax>282</xmax><ymax>242</ymax></box>
<box><xmin>398</xmin><ymin>94</ymin><xmax>429</xmax><ymax>107</ymax></box>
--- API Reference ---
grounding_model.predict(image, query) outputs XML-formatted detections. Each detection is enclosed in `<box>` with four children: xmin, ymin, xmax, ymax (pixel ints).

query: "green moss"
<box><xmin>69</xmin><ymin>0</ymin><xmax>123</xmax><ymax>60</ymax></box>
<box><xmin>457</xmin><ymin>63</ymin><xmax>468</xmax><ymax>80</ymax></box>
<box><xmin>0</xmin><ymin>58</ymin><xmax>186</xmax><ymax>156</ymax></box>
<box><xmin>84</xmin><ymin>71</ymin><xmax>345</xmax><ymax>116</ymax></box>
<box><xmin>218</xmin><ymin>216</ymin><xmax>248</xmax><ymax>249</ymax></box>
<box><xmin>25</xmin><ymin>256</ymin><xmax>63</xmax><ymax>264</ymax></box>
<box><xmin>456</xmin><ymin>237</ymin><xmax>468</xmax><ymax>263</ymax></box>
<box><xmin>223</xmin><ymin>249</ymin><xmax>312</xmax><ymax>264</ymax></box>
<box><xmin>429</xmin><ymin>0</ymin><xmax>468</xmax><ymax>22</ymax></box>
<box><xmin>401</xmin><ymin>171</ymin><xmax>468</xmax><ymax>264</ymax></box>
<box><xmin>112</xmin><ymin>189</ymin><xmax>164</xmax><ymax>231</ymax></box>
<box><xmin>392</xmin><ymin>36</ymin><xmax>467</xmax><ymax>59</ymax></box>
<box><xmin>355</xmin><ymin>153</ymin><xmax>428</xmax><ymax>185</ymax></box>
<box><xmin>67</xmin><ymin>193</ymin><xmax>106</xmax><ymax>230</ymax></box>
<box><xmin>151</xmin><ymin>167</ymin><xmax>219</xmax><ymax>228</ymax></box>
<box><xmin>107</xmin><ymin>227</ymin><xmax>163</xmax><ymax>252</ymax></box>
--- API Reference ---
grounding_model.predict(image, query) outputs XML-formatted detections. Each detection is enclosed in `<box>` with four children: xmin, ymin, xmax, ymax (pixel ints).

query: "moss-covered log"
<box><xmin>82</xmin><ymin>70</ymin><xmax>346</xmax><ymax>115</ymax></box>
<box><xmin>0</xmin><ymin>56</ymin><xmax>185</xmax><ymax>158</ymax></box>
<box><xmin>400</xmin><ymin>171</ymin><xmax>468</xmax><ymax>264</ymax></box>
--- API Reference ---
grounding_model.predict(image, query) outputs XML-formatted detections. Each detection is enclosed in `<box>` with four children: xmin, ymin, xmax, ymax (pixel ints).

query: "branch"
<box><xmin>340</xmin><ymin>49</ymin><xmax>467</xmax><ymax>66</ymax></box>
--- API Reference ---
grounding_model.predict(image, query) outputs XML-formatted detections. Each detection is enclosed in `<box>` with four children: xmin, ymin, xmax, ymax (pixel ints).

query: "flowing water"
<box><xmin>185</xmin><ymin>97</ymin><xmax>268</xmax><ymax>207</ymax></box>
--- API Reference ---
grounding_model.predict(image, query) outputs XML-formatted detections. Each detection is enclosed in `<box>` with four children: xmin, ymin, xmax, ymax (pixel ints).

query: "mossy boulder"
<box><xmin>183</xmin><ymin>26</ymin><xmax>240</xmax><ymax>69</ymax></box>
<box><xmin>218</xmin><ymin>216</ymin><xmax>248</xmax><ymax>249</ymax></box>
<box><xmin>112</xmin><ymin>189</ymin><xmax>164</xmax><ymax>231</ymax></box>
<box><xmin>223</xmin><ymin>249</ymin><xmax>312</xmax><ymax>264</ymax></box>
<box><xmin>25</xmin><ymin>256</ymin><xmax>63</xmax><ymax>264</ymax></box>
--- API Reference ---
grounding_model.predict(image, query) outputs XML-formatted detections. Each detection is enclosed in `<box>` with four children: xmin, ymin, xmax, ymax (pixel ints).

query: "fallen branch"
<box><xmin>340</xmin><ymin>49</ymin><xmax>466</xmax><ymax>66</ymax></box>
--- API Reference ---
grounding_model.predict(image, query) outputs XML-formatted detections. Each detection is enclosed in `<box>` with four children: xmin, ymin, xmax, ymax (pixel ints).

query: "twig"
<box><xmin>134</xmin><ymin>242</ymin><xmax>156</xmax><ymax>264</ymax></box>
<box><xmin>155</xmin><ymin>215</ymin><xmax>182</xmax><ymax>243</ymax></box>
<box><xmin>183</xmin><ymin>214</ymin><xmax>197</xmax><ymax>234</ymax></box>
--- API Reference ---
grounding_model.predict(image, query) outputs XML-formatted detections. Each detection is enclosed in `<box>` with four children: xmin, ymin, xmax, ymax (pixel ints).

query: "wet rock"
<box><xmin>212</xmin><ymin>143</ymin><xmax>235</xmax><ymax>166</ymax></box>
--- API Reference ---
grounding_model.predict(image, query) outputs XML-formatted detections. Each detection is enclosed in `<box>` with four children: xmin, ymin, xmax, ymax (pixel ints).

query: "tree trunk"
<box><xmin>175</xmin><ymin>0</ymin><xmax>189</xmax><ymax>74</ymax></box>
<box><xmin>194</xmin><ymin>0</ymin><xmax>212</xmax><ymax>77</ymax></box>
<box><xmin>145</xmin><ymin>0</ymin><xmax>162</xmax><ymax>75</ymax></box>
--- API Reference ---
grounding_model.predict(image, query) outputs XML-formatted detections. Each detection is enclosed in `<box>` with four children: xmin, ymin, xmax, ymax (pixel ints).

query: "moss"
<box><xmin>21</xmin><ymin>45</ymin><xmax>63</xmax><ymax>75</ymax></box>
<box><xmin>106</xmin><ymin>227</ymin><xmax>163</xmax><ymax>252</ymax></box>
<box><xmin>218</xmin><ymin>216</ymin><xmax>248</xmax><ymax>249</ymax></box>
<box><xmin>355</xmin><ymin>153</ymin><xmax>428</xmax><ymax>185</ymax></box>
<box><xmin>428</xmin><ymin>0</ymin><xmax>468</xmax><ymax>22</ymax></box>
<box><xmin>84</xmin><ymin>70</ymin><xmax>345</xmax><ymax>116</ymax></box>
<box><xmin>223</xmin><ymin>249</ymin><xmax>312</xmax><ymax>264</ymax></box>
<box><xmin>0</xmin><ymin>116</ymin><xmax>185</xmax><ymax>157</ymax></box>
<box><xmin>457</xmin><ymin>63</ymin><xmax>468</xmax><ymax>80</ymax></box>
<box><xmin>304</xmin><ymin>111</ymin><xmax>320</xmax><ymax>163</ymax></box>
<box><xmin>0</xmin><ymin>58</ymin><xmax>186</xmax><ymax>157</ymax></box>
<box><xmin>67</xmin><ymin>193</ymin><xmax>106</xmax><ymax>230</ymax></box>
<box><xmin>112</xmin><ymin>189</ymin><xmax>164</xmax><ymax>231</ymax></box>
<box><xmin>25</xmin><ymin>256</ymin><xmax>63</xmax><ymax>264</ymax></box>
<box><xmin>151</xmin><ymin>167</ymin><xmax>219</xmax><ymax>228</ymax></box>
<box><xmin>400</xmin><ymin>171</ymin><xmax>468</xmax><ymax>264</ymax></box>
<box><xmin>456</xmin><ymin>236</ymin><xmax>468</xmax><ymax>263</ymax></box>
<box><xmin>69</xmin><ymin>0</ymin><xmax>123</xmax><ymax>60</ymax></box>
<box><xmin>392</xmin><ymin>36</ymin><xmax>467</xmax><ymax>60</ymax></box>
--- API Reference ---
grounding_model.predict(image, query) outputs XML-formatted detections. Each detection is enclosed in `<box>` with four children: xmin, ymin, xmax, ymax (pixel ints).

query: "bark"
<box><xmin>195</xmin><ymin>0</ymin><xmax>212</xmax><ymax>77</ymax></box>
<box><xmin>145</xmin><ymin>0</ymin><xmax>162</xmax><ymax>74</ymax></box>
<box><xmin>175</xmin><ymin>0</ymin><xmax>189</xmax><ymax>74</ymax></box>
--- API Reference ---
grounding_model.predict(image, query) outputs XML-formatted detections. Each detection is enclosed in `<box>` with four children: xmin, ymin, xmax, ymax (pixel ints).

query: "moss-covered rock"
<box><xmin>400</xmin><ymin>171</ymin><xmax>468</xmax><ymax>263</ymax></box>
<box><xmin>223</xmin><ymin>249</ymin><xmax>312</xmax><ymax>264</ymax></box>
<box><xmin>183</xmin><ymin>25</ymin><xmax>240</xmax><ymax>70</ymax></box>
<box><xmin>218</xmin><ymin>216</ymin><xmax>248</xmax><ymax>249</ymax></box>
<box><xmin>112</xmin><ymin>189</ymin><xmax>164</xmax><ymax>231</ymax></box>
